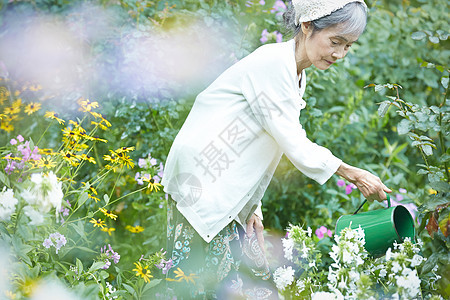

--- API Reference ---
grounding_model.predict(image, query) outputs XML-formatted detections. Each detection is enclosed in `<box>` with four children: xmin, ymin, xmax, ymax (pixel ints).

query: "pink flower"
<box><xmin>275</xmin><ymin>31</ymin><xmax>283</xmax><ymax>43</ymax></box>
<box><xmin>10</xmin><ymin>139</ymin><xmax>17</xmax><ymax>145</ymax></box>
<box><xmin>395</xmin><ymin>193</ymin><xmax>404</xmax><ymax>201</ymax></box>
<box><xmin>138</xmin><ymin>158</ymin><xmax>146</xmax><ymax>168</ymax></box>
<box><xmin>315</xmin><ymin>226</ymin><xmax>332</xmax><ymax>239</ymax></box>
<box><xmin>259</xmin><ymin>0</ymin><xmax>265</xmax><ymax>4</ymax></box>
<box><xmin>17</xmin><ymin>135</ymin><xmax>24</xmax><ymax>142</ymax></box>
<box><xmin>337</xmin><ymin>179</ymin><xmax>345</xmax><ymax>187</ymax></box>
<box><xmin>345</xmin><ymin>184</ymin><xmax>353</xmax><ymax>195</ymax></box>
<box><xmin>399</xmin><ymin>188</ymin><xmax>407</xmax><ymax>193</ymax></box>
<box><xmin>260</xmin><ymin>29</ymin><xmax>269</xmax><ymax>43</ymax></box>
<box><xmin>271</xmin><ymin>0</ymin><xmax>286</xmax><ymax>16</ymax></box>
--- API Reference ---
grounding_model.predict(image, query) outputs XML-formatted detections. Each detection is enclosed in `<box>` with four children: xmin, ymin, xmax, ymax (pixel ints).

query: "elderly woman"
<box><xmin>161</xmin><ymin>0</ymin><xmax>391</xmax><ymax>298</ymax></box>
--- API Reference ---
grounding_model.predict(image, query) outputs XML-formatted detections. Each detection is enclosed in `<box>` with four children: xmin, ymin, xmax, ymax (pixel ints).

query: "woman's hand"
<box><xmin>246</xmin><ymin>213</ymin><xmax>265</xmax><ymax>253</ymax></box>
<box><xmin>336</xmin><ymin>162</ymin><xmax>392</xmax><ymax>202</ymax></box>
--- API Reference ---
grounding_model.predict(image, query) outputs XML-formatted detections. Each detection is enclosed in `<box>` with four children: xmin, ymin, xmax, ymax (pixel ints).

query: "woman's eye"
<box><xmin>331</xmin><ymin>41</ymin><xmax>339</xmax><ymax>45</ymax></box>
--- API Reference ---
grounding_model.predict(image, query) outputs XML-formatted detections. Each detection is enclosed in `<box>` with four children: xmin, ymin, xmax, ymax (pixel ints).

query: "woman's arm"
<box><xmin>336</xmin><ymin>162</ymin><xmax>392</xmax><ymax>202</ymax></box>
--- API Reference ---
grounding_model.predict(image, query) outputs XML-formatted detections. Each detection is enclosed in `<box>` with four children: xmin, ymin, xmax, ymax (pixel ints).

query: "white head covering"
<box><xmin>292</xmin><ymin>0</ymin><xmax>367</xmax><ymax>25</ymax></box>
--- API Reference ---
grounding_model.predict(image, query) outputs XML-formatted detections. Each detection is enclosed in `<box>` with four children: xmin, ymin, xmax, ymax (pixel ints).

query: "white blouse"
<box><xmin>161</xmin><ymin>38</ymin><xmax>342</xmax><ymax>243</ymax></box>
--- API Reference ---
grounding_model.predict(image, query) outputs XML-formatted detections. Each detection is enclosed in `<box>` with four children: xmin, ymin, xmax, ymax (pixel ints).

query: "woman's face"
<box><xmin>303</xmin><ymin>23</ymin><xmax>360</xmax><ymax>70</ymax></box>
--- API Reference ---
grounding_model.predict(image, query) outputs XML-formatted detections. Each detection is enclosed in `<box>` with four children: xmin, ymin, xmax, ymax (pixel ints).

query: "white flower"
<box><xmin>338</xmin><ymin>278</ymin><xmax>346</xmax><ymax>289</ymax></box>
<box><xmin>26</xmin><ymin>171</ymin><xmax>63</xmax><ymax>216</ymax></box>
<box><xmin>309</xmin><ymin>261</ymin><xmax>316</xmax><ymax>268</ymax></box>
<box><xmin>106</xmin><ymin>282</ymin><xmax>118</xmax><ymax>299</ymax></box>
<box><xmin>307</xmin><ymin>227</ymin><xmax>312</xmax><ymax>237</ymax></box>
<box><xmin>311</xmin><ymin>291</ymin><xmax>343</xmax><ymax>300</ymax></box>
<box><xmin>396</xmin><ymin>269</ymin><xmax>421</xmax><ymax>298</ymax></box>
<box><xmin>282</xmin><ymin>238</ymin><xmax>294</xmax><ymax>261</ymax></box>
<box><xmin>410</xmin><ymin>254</ymin><xmax>423</xmax><ymax>267</ymax></box>
<box><xmin>23</xmin><ymin>206</ymin><xmax>45</xmax><ymax>225</ymax></box>
<box><xmin>296</xmin><ymin>279</ymin><xmax>306</xmax><ymax>292</ymax></box>
<box><xmin>342</xmin><ymin>249</ymin><xmax>352</xmax><ymax>264</ymax></box>
<box><xmin>0</xmin><ymin>187</ymin><xmax>18</xmax><ymax>221</ymax></box>
<box><xmin>385</xmin><ymin>247</ymin><xmax>392</xmax><ymax>260</ymax></box>
<box><xmin>301</xmin><ymin>241</ymin><xmax>310</xmax><ymax>258</ymax></box>
<box><xmin>273</xmin><ymin>265</ymin><xmax>295</xmax><ymax>291</ymax></box>
<box><xmin>379</xmin><ymin>268</ymin><xmax>387</xmax><ymax>277</ymax></box>
<box><xmin>392</xmin><ymin>261</ymin><xmax>402</xmax><ymax>273</ymax></box>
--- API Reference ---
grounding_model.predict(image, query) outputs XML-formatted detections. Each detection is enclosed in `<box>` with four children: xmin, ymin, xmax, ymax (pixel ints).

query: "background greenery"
<box><xmin>0</xmin><ymin>0</ymin><xmax>448</xmax><ymax>298</ymax></box>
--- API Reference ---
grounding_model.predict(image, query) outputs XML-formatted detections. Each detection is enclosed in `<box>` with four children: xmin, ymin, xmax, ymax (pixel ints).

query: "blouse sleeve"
<box><xmin>240</xmin><ymin>57</ymin><xmax>341</xmax><ymax>185</ymax></box>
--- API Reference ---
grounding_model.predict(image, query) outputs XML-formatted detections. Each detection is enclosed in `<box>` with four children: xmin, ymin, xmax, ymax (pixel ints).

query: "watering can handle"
<box><xmin>353</xmin><ymin>193</ymin><xmax>391</xmax><ymax>215</ymax></box>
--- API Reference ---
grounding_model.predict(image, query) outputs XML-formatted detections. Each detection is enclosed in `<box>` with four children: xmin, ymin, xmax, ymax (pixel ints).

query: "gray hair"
<box><xmin>283</xmin><ymin>2</ymin><xmax>367</xmax><ymax>38</ymax></box>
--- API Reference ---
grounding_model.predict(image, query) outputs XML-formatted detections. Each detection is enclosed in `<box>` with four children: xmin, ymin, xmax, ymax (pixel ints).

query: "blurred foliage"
<box><xmin>0</xmin><ymin>0</ymin><xmax>449</xmax><ymax>298</ymax></box>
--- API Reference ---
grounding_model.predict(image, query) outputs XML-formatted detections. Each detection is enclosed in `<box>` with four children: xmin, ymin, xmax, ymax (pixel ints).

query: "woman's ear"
<box><xmin>301</xmin><ymin>22</ymin><xmax>312</xmax><ymax>36</ymax></box>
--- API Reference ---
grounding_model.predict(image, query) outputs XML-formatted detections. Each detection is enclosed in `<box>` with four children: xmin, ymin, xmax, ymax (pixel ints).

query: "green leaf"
<box><xmin>424</xmin><ymin>194</ymin><xmax>450</xmax><ymax>211</ymax></box>
<box><xmin>0</xmin><ymin>172</ymin><xmax>10</xmax><ymax>187</ymax></box>
<box><xmin>411</xmin><ymin>31</ymin><xmax>426</xmax><ymax>40</ymax></box>
<box><xmin>74</xmin><ymin>246</ymin><xmax>97</xmax><ymax>254</ymax></box>
<box><xmin>122</xmin><ymin>283</ymin><xmax>136</xmax><ymax>296</ymax></box>
<box><xmin>88</xmin><ymin>261</ymin><xmax>106</xmax><ymax>273</ymax></box>
<box><xmin>441</xmin><ymin>77</ymin><xmax>449</xmax><ymax>89</ymax></box>
<box><xmin>378</xmin><ymin>101</ymin><xmax>390</xmax><ymax>117</ymax></box>
<box><xmin>142</xmin><ymin>279</ymin><xmax>162</xmax><ymax>294</ymax></box>
<box><xmin>421</xmin><ymin>144</ymin><xmax>433</xmax><ymax>156</ymax></box>
<box><xmin>429</xmin><ymin>36</ymin><xmax>440</xmax><ymax>44</ymax></box>
<box><xmin>429</xmin><ymin>181</ymin><xmax>450</xmax><ymax>193</ymax></box>
<box><xmin>397</xmin><ymin>119</ymin><xmax>412</xmax><ymax>135</ymax></box>
<box><xmin>78</xmin><ymin>191</ymin><xmax>89</xmax><ymax>208</ymax></box>
<box><xmin>76</xmin><ymin>258</ymin><xmax>83</xmax><ymax>275</ymax></box>
<box><xmin>103</xmin><ymin>194</ymin><xmax>110</xmax><ymax>205</ymax></box>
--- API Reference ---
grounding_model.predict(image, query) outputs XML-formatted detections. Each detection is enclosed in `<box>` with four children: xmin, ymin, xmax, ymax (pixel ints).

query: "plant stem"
<box><xmin>439</xmin><ymin>84</ymin><xmax>449</xmax><ymax>182</ymax></box>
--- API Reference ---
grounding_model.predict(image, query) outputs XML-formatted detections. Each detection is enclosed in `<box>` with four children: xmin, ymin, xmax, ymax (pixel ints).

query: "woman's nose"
<box><xmin>332</xmin><ymin>48</ymin><xmax>346</xmax><ymax>60</ymax></box>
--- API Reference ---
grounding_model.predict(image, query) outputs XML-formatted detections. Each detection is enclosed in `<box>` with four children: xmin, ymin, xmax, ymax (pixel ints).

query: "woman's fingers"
<box><xmin>246</xmin><ymin>214</ymin><xmax>265</xmax><ymax>253</ymax></box>
<box><xmin>246</xmin><ymin>217</ymin><xmax>254</xmax><ymax>237</ymax></box>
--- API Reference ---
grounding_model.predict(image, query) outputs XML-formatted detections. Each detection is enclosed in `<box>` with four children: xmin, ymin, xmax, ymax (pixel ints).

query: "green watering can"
<box><xmin>335</xmin><ymin>194</ymin><xmax>415</xmax><ymax>257</ymax></box>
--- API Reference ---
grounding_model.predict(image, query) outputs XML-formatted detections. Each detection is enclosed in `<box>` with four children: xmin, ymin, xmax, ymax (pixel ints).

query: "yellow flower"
<box><xmin>142</xmin><ymin>177</ymin><xmax>162</xmax><ymax>192</ymax></box>
<box><xmin>29</xmin><ymin>84</ymin><xmax>42</xmax><ymax>91</ymax></box>
<box><xmin>3</xmin><ymin>153</ymin><xmax>22</xmax><ymax>161</ymax></box>
<box><xmin>428</xmin><ymin>188</ymin><xmax>437</xmax><ymax>195</ymax></box>
<box><xmin>80</xmin><ymin>154</ymin><xmax>96</xmax><ymax>164</ymax></box>
<box><xmin>5</xmin><ymin>290</ymin><xmax>17</xmax><ymax>299</ymax></box>
<box><xmin>0</xmin><ymin>86</ymin><xmax>10</xmax><ymax>105</ymax></box>
<box><xmin>166</xmin><ymin>268</ymin><xmax>198</xmax><ymax>284</ymax></box>
<box><xmin>39</xmin><ymin>148</ymin><xmax>57</xmax><ymax>156</ymax></box>
<box><xmin>60</xmin><ymin>150</ymin><xmax>80</xmax><ymax>166</ymax></box>
<box><xmin>69</xmin><ymin>120</ymin><xmax>86</xmax><ymax>134</ymax></box>
<box><xmin>103</xmin><ymin>150</ymin><xmax>118</xmax><ymax>163</ymax></box>
<box><xmin>62</xmin><ymin>127</ymin><xmax>81</xmax><ymax>141</ymax></box>
<box><xmin>90</xmin><ymin>218</ymin><xmax>106</xmax><ymax>228</ymax></box>
<box><xmin>116</xmin><ymin>146</ymin><xmax>135</xmax><ymax>153</ymax></box>
<box><xmin>3</xmin><ymin>106</ymin><xmax>20</xmax><ymax>115</ymax></box>
<box><xmin>44</xmin><ymin>111</ymin><xmax>65</xmax><ymax>124</ymax></box>
<box><xmin>37</xmin><ymin>156</ymin><xmax>56</xmax><ymax>169</ymax></box>
<box><xmin>118</xmin><ymin>153</ymin><xmax>135</xmax><ymax>169</ymax></box>
<box><xmin>100</xmin><ymin>207</ymin><xmax>118</xmax><ymax>220</ymax></box>
<box><xmin>78</xmin><ymin>98</ymin><xmax>99</xmax><ymax>112</ymax></box>
<box><xmin>0</xmin><ymin>122</ymin><xmax>14</xmax><ymax>132</ymax></box>
<box><xmin>125</xmin><ymin>225</ymin><xmax>144</xmax><ymax>233</ymax></box>
<box><xmin>12</xmin><ymin>98</ymin><xmax>21</xmax><ymax>109</ymax></box>
<box><xmin>24</xmin><ymin>102</ymin><xmax>41</xmax><ymax>115</ymax></box>
<box><xmin>101</xmin><ymin>227</ymin><xmax>116</xmax><ymax>236</ymax></box>
<box><xmin>133</xmin><ymin>262</ymin><xmax>153</xmax><ymax>283</ymax></box>
<box><xmin>91</xmin><ymin>136</ymin><xmax>108</xmax><ymax>143</ymax></box>
<box><xmin>88</xmin><ymin>193</ymin><xmax>101</xmax><ymax>202</ymax></box>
